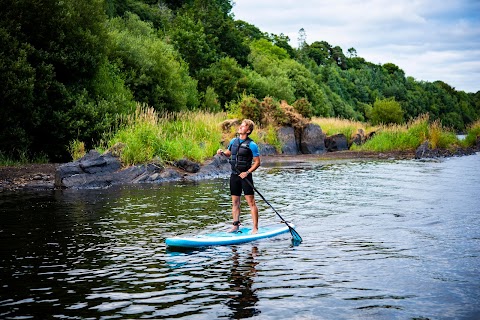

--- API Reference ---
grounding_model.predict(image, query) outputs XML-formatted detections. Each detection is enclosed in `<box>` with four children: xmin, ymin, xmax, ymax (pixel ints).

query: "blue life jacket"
<box><xmin>229</xmin><ymin>138</ymin><xmax>253</xmax><ymax>173</ymax></box>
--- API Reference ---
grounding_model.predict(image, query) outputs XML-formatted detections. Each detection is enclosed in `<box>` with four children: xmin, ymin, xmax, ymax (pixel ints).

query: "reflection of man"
<box><xmin>226</xmin><ymin>246</ymin><xmax>260</xmax><ymax>318</ymax></box>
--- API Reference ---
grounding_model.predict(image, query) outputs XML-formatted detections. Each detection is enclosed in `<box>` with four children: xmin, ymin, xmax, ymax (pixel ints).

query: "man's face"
<box><xmin>238</xmin><ymin>122</ymin><xmax>250</xmax><ymax>134</ymax></box>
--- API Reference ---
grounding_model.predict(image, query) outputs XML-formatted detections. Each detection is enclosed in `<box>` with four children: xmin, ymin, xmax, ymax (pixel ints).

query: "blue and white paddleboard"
<box><xmin>165</xmin><ymin>223</ymin><xmax>293</xmax><ymax>248</ymax></box>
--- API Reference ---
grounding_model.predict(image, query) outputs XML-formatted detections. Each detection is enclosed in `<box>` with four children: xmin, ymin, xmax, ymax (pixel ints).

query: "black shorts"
<box><xmin>230</xmin><ymin>173</ymin><xmax>254</xmax><ymax>196</ymax></box>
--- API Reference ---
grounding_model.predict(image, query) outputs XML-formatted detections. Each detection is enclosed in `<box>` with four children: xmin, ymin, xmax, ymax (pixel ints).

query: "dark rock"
<box><xmin>325</xmin><ymin>134</ymin><xmax>348</xmax><ymax>152</ymax></box>
<box><xmin>300</xmin><ymin>123</ymin><xmax>326</xmax><ymax>154</ymax></box>
<box><xmin>55</xmin><ymin>150</ymin><xmax>124</xmax><ymax>189</ymax></box>
<box><xmin>174</xmin><ymin>159</ymin><xmax>200</xmax><ymax>173</ymax></box>
<box><xmin>415</xmin><ymin>140</ymin><xmax>477</xmax><ymax>159</ymax></box>
<box><xmin>351</xmin><ymin>129</ymin><xmax>366</xmax><ymax>146</ymax></box>
<box><xmin>55</xmin><ymin>150</ymin><xmax>232</xmax><ymax>189</ymax></box>
<box><xmin>79</xmin><ymin>151</ymin><xmax>121</xmax><ymax>174</ymax></box>
<box><xmin>367</xmin><ymin>131</ymin><xmax>376</xmax><ymax>140</ymax></box>
<box><xmin>278</xmin><ymin>126</ymin><xmax>299</xmax><ymax>155</ymax></box>
<box><xmin>415</xmin><ymin>141</ymin><xmax>430</xmax><ymax>159</ymax></box>
<box><xmin>258</xmin><ymin>143</ymin><xmax>277</xmax><ymax>156</ymax></box>
<box><xmin>185</xmin><ymin>154</ymin><xmax>231</xmax><ymax>181</ymax></box>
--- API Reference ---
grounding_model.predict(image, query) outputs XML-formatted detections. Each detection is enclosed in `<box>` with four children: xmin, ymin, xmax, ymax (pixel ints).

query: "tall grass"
<box><xmin>0</xmin><ymin>151</ymin><xmax>49</xmax><ymax>166</ymax></box>
<box><xmin>311</xmin><ymin>117</ymin><xmax>375</xmax><ymax>144</ymax></box>
<box><xmin>105</xmin><ymin>104</ymin><xmax>225</xmax><ymax>165</ymax></box>
<box><xmin>312</xmin><ymin>114</ymin><xmax>464</xmax><ymax>152</ymax></box>
<box><xmin>68</xmin><ymin>139</ymin><xmax>86</xmax><ymax>161</ymax></box>
<box><xmin>352</xmin><ymin>115</ymin><xmax>461</xmax><ymax>152</ymax></box>
<box><xmin>249</xmin><ymin>124</ymin><xmax>283</xmax><ymax>153</ymax></box>
<box><xmin>464</xmin><ymin>119</ymin><xmax>480</xmax><ymax>147</ymax></box>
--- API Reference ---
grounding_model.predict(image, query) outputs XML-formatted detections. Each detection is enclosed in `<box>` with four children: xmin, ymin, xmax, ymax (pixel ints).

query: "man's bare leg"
<box><xmin>245</xmin><ymin>195</ymin><xmax>258</xmax><ymax>234</ymax></box>
<box><xmin>229</xmin><ymin>195</ymin><xmax>241</xmax><ymax>232</ymax></box>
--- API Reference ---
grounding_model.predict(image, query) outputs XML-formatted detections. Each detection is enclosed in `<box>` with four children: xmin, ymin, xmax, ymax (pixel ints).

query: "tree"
<box><xmin>307</xmin><ymin>41</ymin><xmax>332</xmax><ymax>66</ymax></box>
<box><xmin>180</xmin><ymin>0</ymin><xmax>250</xmax><ymax>66</ymax></box>
<box><xmin>331</xmin><ymin>46</ymin><xmax>347</xmax><ymax>69</ymax></box>
<box><xmin>347</xmin><ymin>47</ymin><xmax>357</xmax><ymax>58</ymax></box>
<box><xmin>0</xmin><ymin>0</ymin><xmax>111</xmax><ymax>160</ymax></box>
<box><xmin>369</xmin><ymin>98</ymin><xmax>404</xmax><ymax>125</ymax></box>
<box><xmin>169</xmin><ymin>13</ymin><xmax>216</xmax><ymax>75</ymax></box>
<box><xmin>297</xmin><ymin>28</ymin><xmax>307</xmax><ymax>50</ymax></box>
<box><xmin>107</xmin><ymin>13</ymin><xmax>199</xmax><ymax>112</ymax></box>
<box><xmin>235</xmin><ymin>20</ymin><xmax>266</xmax><ymax>41</ymax></box>
<box><xmin>197</xmin><ymin>57</ymin><xmax>247</xmax><ymax>107</ymax></box>
<box><xmin>269</xmin><ymin>33</ymin><xmax>296</xmax><ymax>58</ymax></box>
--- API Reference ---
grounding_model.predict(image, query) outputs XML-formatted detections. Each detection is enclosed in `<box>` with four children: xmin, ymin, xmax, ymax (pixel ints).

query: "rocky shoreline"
<box><xmin>0</xmin><ymin>147</ymin><xmax>477</xmax><ymax>192</ymax></box>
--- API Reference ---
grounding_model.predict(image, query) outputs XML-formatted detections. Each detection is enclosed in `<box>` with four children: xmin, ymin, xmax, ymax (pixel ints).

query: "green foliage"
<box><xmin>237</xmin><ymin>94</ymin><xmax>262</xmax><ymax>125</ymax></box>
<box><xmin>464</xmin><ymin>120</ymin><xmax>480</xmax><ymax>147</ymax></box>
<box><xmin>312</xmin><ymin>117</ymin><xmax>368</xmax><ymax>145</ymax></box>
<box><xmin>106</xmin><ymin>0</ymin><xmax>173</xmax><ymax>31</ymax></box>
<box><xmin>169</xmin><ymin>13</ymin><xmax>216</xmax><ymax>75</ymax></box>
<box><xmin>293</xmin><ymin>98</ymin><xmax>314</xmax><ymax>119</ymax></box>
<box><xmin>352</xmin><ymin>115</ymin><xmax>462</xmax><ymax>152</ymax></box>
<box><xmin>201</xmin><ymin>87</ymin><xmax>222</xmax><ymax>112</ymax></box>
<box><xmin>304</xmin><ymin>41</ymin><xmax>347</xmax><ymax>69</ymax></box>
<box><xmin>0</xmin><ymin>0</ymin><xmax>110</xmax><ymax>161</ymax></box>
<box><xmin>107</xmin><ymin>13</ymin><xmax>199</xmax><ymax>111</ymax></box>
<box><xmin>235</xmin><ymin>20</ymin><xmax>266</xmax><ymax>41</ymax></box>
<box><xmin>264</xmin><ymin>125</ymin><xmax>282</xmax><ymax>152</ymax></box>
<box><xmin>269</xmin><ymin>33</ymin><xmax>296</xmax><ymax>58</ymax></box>
<box><xmin>250</xmin><ymin>39</ymin><xmax>290</xmax><ymax>60</ymax></box>
<box><xmin>1</xmin><ymin>0</ymin><xmax>478</xmax><ymax>164</ymax></box>
<box><xmin>369</xmin><ymin>98</ymin><xmax>404</xmax><ymax>125</ymax></box>
<box><xmin>68</xmin><ymin>140</ymin><xmax>86</xmax><ymax>161</ymax></box>
<box><xmin>197</xmin><ymin>57</ymin><xmax>247</xmax><ymax>106</ymax></box>
<box><xmin>107</xmin><ymin>106</ymin><xmax>224</xmax><ymax>165</ymax></box>
<box><xmin>179</xmin><ymin>0</ymin><xmax>250</xmax><ymax>66</ymax></box>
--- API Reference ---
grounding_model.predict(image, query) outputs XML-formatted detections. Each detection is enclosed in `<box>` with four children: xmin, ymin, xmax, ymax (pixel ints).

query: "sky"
<box><xmin>232</xmin><ymin>0</ymin><xmax>480</xmax><ymax>93</ymax></box>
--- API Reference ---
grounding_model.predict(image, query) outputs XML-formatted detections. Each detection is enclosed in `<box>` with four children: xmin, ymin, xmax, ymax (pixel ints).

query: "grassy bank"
<box><xmin>3</xmin><ymin>109</ymin><xmax>478</xmax><ymax>168</ymax></box>
<box><xmin>97</xmin><ymin>106</ymin><xmax>225</xmax><ymax>165</ymax></box>
<box><xmin>314</xmin><ymin>114</ymin><xmax>476</xmax><ymax>152</ymax></box>
<box><xmin>93</xmin><ymin>104</ymin><xmax>283</xmax><ymax>166</ymax></box>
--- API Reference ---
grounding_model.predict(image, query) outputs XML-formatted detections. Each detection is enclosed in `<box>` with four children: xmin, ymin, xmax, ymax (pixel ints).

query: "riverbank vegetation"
<box><xmin>1</xmin><ymin>0</ymin><xmax>479</xmax><ymax>164</ymax></box>
<box><xmin>64</xmin><ymin>106</ymin><xmax>477</xmax><ymax>166</ymax></box>
<box><xmin>100</xmin><ymin>106</ymin><xmax>225</xmax><ymax>165</ymax></box>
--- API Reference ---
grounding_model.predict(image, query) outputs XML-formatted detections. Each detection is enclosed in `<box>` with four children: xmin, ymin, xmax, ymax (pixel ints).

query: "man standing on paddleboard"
<box><xmin>217</xmin><ymin>119</ymin><xmax>261</xmax><ymax>234</ymax></box>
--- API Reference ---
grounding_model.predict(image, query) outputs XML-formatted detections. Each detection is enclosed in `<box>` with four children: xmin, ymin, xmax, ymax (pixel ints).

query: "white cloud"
<box><xmin>232</xmin><ymin>0</ymin><xmax>480</xmax><ymax>92</ymax></box>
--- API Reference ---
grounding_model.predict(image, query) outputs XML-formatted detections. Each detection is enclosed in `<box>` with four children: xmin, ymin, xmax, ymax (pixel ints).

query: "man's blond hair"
<box><xmin>242</xmin><ymin>119</ymin><xmax>254</xmax><ymax>135</ymax></box>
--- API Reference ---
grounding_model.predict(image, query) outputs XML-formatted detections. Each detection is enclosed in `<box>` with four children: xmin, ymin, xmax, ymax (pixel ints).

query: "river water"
<box><xmin>1</xmin><ymin>154</ymin><xmax>479</xmax><ymax>319</ymax></box>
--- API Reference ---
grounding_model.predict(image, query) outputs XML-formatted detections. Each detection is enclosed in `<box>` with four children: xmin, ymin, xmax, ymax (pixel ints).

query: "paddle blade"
<box><xmin>288</xmin><ymin>225</ymin><xmax>303</xmax><ymax>244</ymax></box>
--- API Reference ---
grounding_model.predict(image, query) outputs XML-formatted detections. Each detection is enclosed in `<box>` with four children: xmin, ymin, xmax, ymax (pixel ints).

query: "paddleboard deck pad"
<box><xmin>165</xmin><ymin>223</ymin><xmax>293</xmax><ymax>248</ymax></box>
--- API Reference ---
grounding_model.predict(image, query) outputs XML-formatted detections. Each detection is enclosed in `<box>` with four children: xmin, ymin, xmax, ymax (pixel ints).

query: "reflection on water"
<box><xmin>0</xmin><ymin>154</ymin><xmax>479</xmax><ymax>319</ymax></box>
<box><xmin>226</xmin><ymin>246</ymin><xmax>259</xmax><ymax>318</ymax></box>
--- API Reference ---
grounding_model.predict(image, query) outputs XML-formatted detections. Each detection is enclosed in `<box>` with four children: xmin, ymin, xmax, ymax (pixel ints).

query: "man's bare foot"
<box><xmin>250</xmin><ymin>228</ymin><xmax>258</xmax><ymax>235</ymax></box>
<box><xmin>228</xmin><ymin>225</ymin><xmax>239</xmax><ymax>233</ymax></box>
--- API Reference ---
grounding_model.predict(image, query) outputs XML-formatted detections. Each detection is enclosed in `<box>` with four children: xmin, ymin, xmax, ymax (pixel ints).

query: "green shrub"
<box><xmin>369</xmin><ymin>97</ymin><xmax>404</xmax><ymax>125</ymax></box>
<box><xmin>464</xmin><ymin>119</ymin><xmax>480</xmax><ymax>147</ymax></box>
<box><xmin>293</xmin><ymin>98</ymin><xmax>313</xmax><ymax>119</ymax></box>
<box><xmin>106</xmin><ymin>105</ymin><xmax>224</xmax><ymax>165</ymax></box>
<box><xmin>68</xmin><ymin>140</ymin><xmax>86</xmax><ymax>161</ymax></box>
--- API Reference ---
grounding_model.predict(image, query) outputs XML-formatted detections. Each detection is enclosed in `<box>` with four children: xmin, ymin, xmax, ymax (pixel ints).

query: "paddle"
<box><xmin>221</xmin><ymin>152</ymin><xmax>302</xmax><ymax>243</ymax></box>
<box><xmin>242</xmin><ymin>174</ymin><xmax>303</xmax><ymax>243</ymax></box>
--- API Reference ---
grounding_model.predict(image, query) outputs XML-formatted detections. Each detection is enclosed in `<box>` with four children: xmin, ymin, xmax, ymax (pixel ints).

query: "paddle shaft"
<box><xmin>220</xmin><ymin>152</ymin><xmax>285</xmax><ymax>220</ymax></box>
<box><xmin>240</xmin><ymin>172</ymin><xmax>287</xmax><ymax>223</ymax></box>
<box><xmin>239</xmin><ymin>170</ymin><xmax>302</xmax><ymax>242</ymax></box>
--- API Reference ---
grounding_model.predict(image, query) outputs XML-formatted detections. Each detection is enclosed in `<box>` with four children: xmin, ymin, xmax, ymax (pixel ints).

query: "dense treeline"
<box><xmin>1</xmin><ymin>0</ymin><xmax>479</xmax><ymax>161</ymax></box>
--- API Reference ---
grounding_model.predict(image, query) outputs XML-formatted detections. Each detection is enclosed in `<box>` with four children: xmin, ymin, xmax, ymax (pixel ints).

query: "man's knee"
<box><xmin>245</xmin><ymin>195</ymin><xmax>256</xmax><ymax>206</ymax></box>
